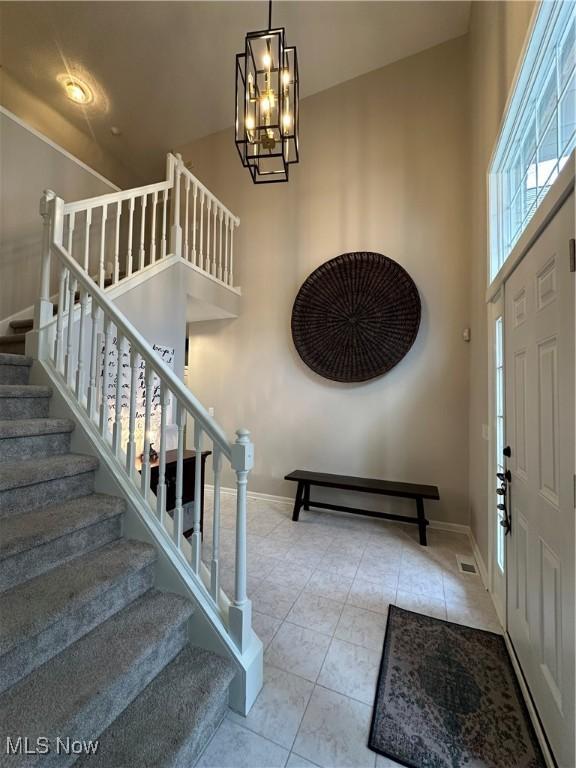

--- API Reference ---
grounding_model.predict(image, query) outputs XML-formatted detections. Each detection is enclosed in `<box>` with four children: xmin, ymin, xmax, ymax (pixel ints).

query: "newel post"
<box><xmin>169</xmin><ymin>153</ymin><xmax>183</xmax><ymax>258</ymax></box>
<box><xmin>27</xmin><ymin>191</ymin><xmax>58</xmax><ymax>359</ymax></box>
<box><xmin>228</xmin><ymin>428</ymin><xmax>254</xmax><ymax>652</ymax></box>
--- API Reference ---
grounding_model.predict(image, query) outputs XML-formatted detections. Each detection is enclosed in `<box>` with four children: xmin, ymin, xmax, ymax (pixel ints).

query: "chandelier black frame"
<box><xmin>235</xmin><ymin>1</ymin><xmax>299</xmax><ymax>184</ymax></box>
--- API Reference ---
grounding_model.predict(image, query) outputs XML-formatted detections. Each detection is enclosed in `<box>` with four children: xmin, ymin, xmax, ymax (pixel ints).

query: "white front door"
<box><xmin>504</xmin><ymin>191</ymin><xmax>575</xmax><ymax>767</ymax></box>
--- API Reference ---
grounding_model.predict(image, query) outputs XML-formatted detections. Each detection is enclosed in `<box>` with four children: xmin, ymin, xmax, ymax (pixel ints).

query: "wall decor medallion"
<box><xmin>291</xmin><ymin>252</ymin><xmax>421</xmax><ymax>382</ymax></box>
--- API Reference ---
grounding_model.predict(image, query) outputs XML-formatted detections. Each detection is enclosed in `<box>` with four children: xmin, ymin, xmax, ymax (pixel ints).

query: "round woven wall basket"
<box><xmin>291</xmin><ymin>252</ymin><xmax>421</xmax><ymax>383</ymax></box>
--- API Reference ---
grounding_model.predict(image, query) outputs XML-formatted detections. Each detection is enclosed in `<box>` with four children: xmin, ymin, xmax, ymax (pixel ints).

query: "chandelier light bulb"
<box><xmin>263</xmin><ymin>52</ymin><xmax>272</xmax><ymax>69</ymax></box>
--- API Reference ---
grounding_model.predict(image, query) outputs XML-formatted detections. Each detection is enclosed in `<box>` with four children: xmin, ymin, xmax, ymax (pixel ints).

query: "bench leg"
<box><xmin>292</xmin><ymin>481</ymin><xmax>304</xmax><ymax>522</ymax></box>
<box><xmin>303</xmin><ymin>482</ymin><xmax>310</xmax><ymax>511</ymax></box>
<box><xmin>416</xmin><ymin>497</ymin><xmax>428</xmax><ymax>546</ymax></box>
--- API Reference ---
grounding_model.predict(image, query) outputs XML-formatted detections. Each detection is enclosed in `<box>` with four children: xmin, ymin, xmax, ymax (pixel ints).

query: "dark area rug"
<box><xmin>369</xmin><ymin>605</ymin><xmax>545</xmax><ymax>768</ymax></box>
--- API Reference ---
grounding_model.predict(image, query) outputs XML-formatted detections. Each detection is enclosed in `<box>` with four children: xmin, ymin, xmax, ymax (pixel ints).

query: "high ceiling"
<box><xmin>0</xmin><ymin>1</ymin><xmax>470</xmax><ymax>181</ymax></box>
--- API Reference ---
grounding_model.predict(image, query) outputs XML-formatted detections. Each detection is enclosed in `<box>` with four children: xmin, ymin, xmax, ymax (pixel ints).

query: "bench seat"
<box><xmin>284</xmin><ymin>470</ymin><xmax>440</xmax><ymax>546</ymax></box>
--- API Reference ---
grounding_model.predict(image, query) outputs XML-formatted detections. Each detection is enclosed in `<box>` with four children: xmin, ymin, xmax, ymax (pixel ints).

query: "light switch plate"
<box><xmin>482</xmin><ymin>424</ymin><xmax>490</xmax><ymax>441</ymax></box>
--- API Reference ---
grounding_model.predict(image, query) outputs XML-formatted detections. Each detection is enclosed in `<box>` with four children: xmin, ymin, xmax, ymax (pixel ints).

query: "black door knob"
<box><xmin>503</xmin><ymin>446</ymin><xmax>512</xmax><ymax>457</ymax></box>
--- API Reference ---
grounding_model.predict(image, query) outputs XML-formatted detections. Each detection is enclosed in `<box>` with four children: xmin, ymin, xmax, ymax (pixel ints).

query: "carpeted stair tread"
<box><xmin>0</xmin><ymin>591</ymin><xmax>194</xmax><ymax>768</ymax></box>
<box><xmin>0</xmin><ymin>539</ymin><xmax>156</xmax><ymax>658</ymax></box>
<box><xmin>76</xmin><ymin>646</ymin><xmax>236</xmax><ymax>768</ymax></box>
<box><xmin>0</xmin><ymin>453</ymin><xmax>98</xmax><ymax>492</ymax></box>
<box><xmin>0</xmin><ymin>384</ymin><xmax>51</xmax><ymax>398</ymax></box>
<box><xmin>9</xmin><ymin>319</ymin><xmax>34</xmax><ymax>332</ymax></box>
<box><xmin>0</xmin><ymin>494</ymin><xmax>124</xmax><ymax>561</ymax></box>
<box><xmin>0</xmin><ymin>418</ymin><xmax>75</xmax><ymax>439</ymax></box>
<box><xmin>0</xmin><ymin>354</ymin><xmax>32</xmax><ymax>367</ymax></box>
<box><xmin>0</xmin><ymin>333</ymin><xmax>26</xmax><ymax>345</ymax></box>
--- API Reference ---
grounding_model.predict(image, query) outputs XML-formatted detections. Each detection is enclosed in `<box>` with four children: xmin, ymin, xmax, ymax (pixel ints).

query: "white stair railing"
<box><xmin>34</xmin><ymin>190</ymin><xmax>254</xmax><ymax>654</ymax></box>
<box><xmin>172</xmin><ymin>159</ymin><xmax>240</xmax><ymax>287</ymax></box>
<box><xmin>52</xmin><ymin>153</ymin><xmax>240</xmax><ymax>293</ymax></box>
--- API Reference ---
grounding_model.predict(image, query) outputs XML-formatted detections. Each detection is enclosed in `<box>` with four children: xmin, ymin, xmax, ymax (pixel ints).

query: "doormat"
<box><xmin>369</xmin><ymin>605</ymin><xmax>545</xmax><ymax>767</ymax></box>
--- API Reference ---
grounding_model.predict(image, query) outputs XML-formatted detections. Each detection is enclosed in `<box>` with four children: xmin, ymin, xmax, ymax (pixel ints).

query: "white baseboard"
<box><xmin>468</xmin><ymin>532</ymin><xmax>489</xmax><ymax>590</ymax></box>
<box><xmin>213</xmin><ymin>485</ymin><xmax>472</xmax><ymax>536</ymax></box>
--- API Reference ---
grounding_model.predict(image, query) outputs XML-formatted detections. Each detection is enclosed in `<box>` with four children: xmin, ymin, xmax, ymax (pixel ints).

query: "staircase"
<box><xmin>0</xmin><ymin>319</ymin><xmax>30</xmax><ymax>355</ymax></box>
<box><xmin>0</xmin><ymin>352</ymin><xmax>235</xmax><ymax>767</ymax></box>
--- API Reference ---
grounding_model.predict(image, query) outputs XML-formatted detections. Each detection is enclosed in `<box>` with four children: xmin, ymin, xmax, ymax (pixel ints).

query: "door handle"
<box><xmin>498</xmin><ymin>447</ymin><xmax>512</xmax><ymax>535</ymax></box>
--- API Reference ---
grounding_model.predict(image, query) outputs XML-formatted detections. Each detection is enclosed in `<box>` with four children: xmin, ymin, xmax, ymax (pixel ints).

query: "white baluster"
<box><xmin>100</xmin><ymin>318</ymin><xmax>113</xmax><ymax>438</ymax></box>
<box><xmin>161</xmin><ymin>189</ymin><xmax>168</xmax><ymax>258</ymax></box>
<box><xmin>66</xmin><ymin>212</ymin><xmax>75</xmax><ymax>263</ymax></box>
<box><xmin>98</xmin><ymin>204</ymin><xmax>108</xmax><ymax>288</ymax></box>
<box><xmin>191</xmin><ymin>422</ymin><xmax>203</xmax><ymax>572</ymax></box>
<box><xmin>218</xmin><ymin>209</ymin><xmax>223</xmax><ymax>281</ymax></box>
<box><xmin>112</xmin><ymin>333</ymin><xmax>124</xmax><ymax>456</ymax></box>
<box><xmin>229</xmin><ymin>222</ymin><xmax>235</xmax><ymax>286</ymax></box>
<box><xmin>127</xmin><ymin>198</ymin><xmax>135</xmax><ymax>277</ymax></box>
<box><xmin>199</xmin><ymin>191</ymin><xmax>205</xmax><ymax>267</ymax></box>
<box><xmin>173</xmin><ymin>401</ymin><xmax>185</xmax><ymax>548</ymax></box>
<box><xmin>75</xmin><ymin>289</ymin><xmax>88</xmax><ymax>397</ymax></box>
<box><xmin>150</xmin><ymin>191</ymin><xmax>158</xmax><ymax>263</ymax></box>
<box><xmin>223</xmin><ymin>215</ymin><xmax>230</xmax><ymax>285</ymax></box>
<box><xmin>229</xmin><ymin>428</ymin><xmax>254</xmax><ymax>652</ymax></box>
<box><xmin>192</xmin><ymin>184</ymin><xmax>198</xmax><ymax>265</ymax></box>
<box><xmin>54</xmin><ymin>268</ymin><xmax>68</xmax><ymax>372</ymax></box>
<box><xmin>87</xmin><ymin>304</ymin><xmax>101</xmax><ymax>421</ymax></box>
<box><xmin>171</xmin><ymin>155</ymin><xmax>182</xmax><ymax>257</ymax></box>
<box><xmin>126</xmin><ymin>346</ymin><xmax>139</xmax><ymax>477</ymax></box>
<box><xmin>114</xmin><ymin>203</ymin><xmax>121</xmax><ymax>284</ymax></box>
<box><xmin>83</xmin><ymin>209</ymin><xmax>91</xmax><ymax>273</ymax></box>
<box><xmin>139</xmin><ymin>194</ymin><xmax>147</xmax><ymax>271</ymax></box>
<box><xmin>210</xmin><ymin>446</ymin><xmax>222</xmax><ymax>601</ymax></box>
<box><xmin>65</xmin><ymin>276</ymin><xmax>77</xmax><ymax>386</ymax></box>
<box><xmin>156</xmin><ymin>382</ymin><xmax>169</xmax><ymax>525</ymax></box>
<box><xmin>141</xmin><ymin>364</ymin><xmax>154</xmax><ymax>497</ymax></box>
<box><xmin>212</xmin><ymin>203</ymin><xmax>217</xmax><ymax>277</ymax></box>
<box><xmin>184</xmin><ymin>176</ymin><xmax>190</xmax><ymax>261</ymax></box>
<box><xmin>206</xmin><ymin>199</ymin><xmax>212</xmax><ymax>273</ymax></box>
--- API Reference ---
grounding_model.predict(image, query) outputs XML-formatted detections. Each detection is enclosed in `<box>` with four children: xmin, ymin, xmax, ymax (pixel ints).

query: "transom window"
<box><xmin>489</xmin><ymin>1</ymin><xmax>575</xmax><ymax>281</ymax></box>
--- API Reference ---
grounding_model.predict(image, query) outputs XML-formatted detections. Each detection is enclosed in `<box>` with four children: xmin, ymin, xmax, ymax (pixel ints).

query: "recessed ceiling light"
<box><xmin>58</xmin><ymin>74</ymin><xmax>93</xmax><ymax>105</ymax></box>
<box><xmin>110</xmin><ymin>126</ymin><xmax>121</xmax><ymax>136</ymax></box>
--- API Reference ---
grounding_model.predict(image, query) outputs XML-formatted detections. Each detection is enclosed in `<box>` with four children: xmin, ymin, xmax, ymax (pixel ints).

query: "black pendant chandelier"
<box><xmin>235</xmin><ymin>0</ymin><xmax>299</xmax><ymax>184</ymax></box>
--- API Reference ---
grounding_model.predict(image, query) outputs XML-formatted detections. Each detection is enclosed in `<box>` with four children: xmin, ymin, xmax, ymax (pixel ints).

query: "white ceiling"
<box><xmin>0</xmin><ymin>1</ymin><xmax>470</xmax><ymax>181</ymax></box>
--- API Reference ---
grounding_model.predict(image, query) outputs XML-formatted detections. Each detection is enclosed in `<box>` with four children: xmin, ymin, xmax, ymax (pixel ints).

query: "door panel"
<box><xmin>505</xmin><ymin>191</ymin><xmax>574</xmax><ymax>767</ymax></box>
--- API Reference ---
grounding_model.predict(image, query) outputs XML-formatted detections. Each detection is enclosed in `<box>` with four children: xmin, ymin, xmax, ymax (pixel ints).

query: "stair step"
<box><xmin>0</xmin><ymin>494</ymin><xmax>124</xmax><ymax>592</ymax></box>
<box><xmin>9</xmin><ymin>319</ymin><xmax>34</xmax><ymax>332</ymax></box>
<box><xmin>76</xmin><ymin>646</ymin><xmax>236</xmax><ymax>768</ymax></box>
<box><xmin>0</xmin><ymin>539</ymin><xmax>156</xmax><ymax>693</ymax></box>
<box><xmin>0</xmin><ymin>354</ymin><xmax>32</xmax><ymax>385</ymax></box>
<box><xmin>0</xmin><ymin>418</ymin><xmax>75</xmax><ymax>460</ymax></box>
<box><xmin>0</xmin><ymin>334</ymin><xmax>26</xmax><ymax>355</ymax></box>
<box><xmin>0</xmin><ymin>590</ymin><xmax>193</xmax><ymax>768</ymax></box>
<box><xmin>0</xmin><ymin>453</ymin><xmax>98</xmax><ymax>517</ymax></box>
<box><xmin>0</xmin><ymin>384</ymin><xmax>51</xmax><ymax>419</ymax></box>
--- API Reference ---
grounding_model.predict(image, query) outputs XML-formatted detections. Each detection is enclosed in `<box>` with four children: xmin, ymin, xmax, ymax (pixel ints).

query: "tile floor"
<box><xmin>194</xmin><ymin>493</ymin><xmax>502</xmax><ymax>768</ymax></box>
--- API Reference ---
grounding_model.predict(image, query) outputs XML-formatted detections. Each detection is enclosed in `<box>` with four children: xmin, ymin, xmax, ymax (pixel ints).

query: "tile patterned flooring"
<box><xmin>194</xmin><ymin>494</ymin><xmax>502</xmax><ymax>768</ymax></box>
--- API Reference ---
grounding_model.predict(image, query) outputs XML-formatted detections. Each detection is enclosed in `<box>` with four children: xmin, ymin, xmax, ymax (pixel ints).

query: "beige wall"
<box><xmin>467</xmin><ymin>1</ymin><xmax>535</xmax><ymax>562</ymax></box>
<box><xmin>180</xmin><ymin>37</ymin><xmax>471</xmax><ymax>526</ymax></box>
<box><xmin>0</xmin><ymin>110</ymin><xmax>119</xmax><ymax>321</ymax></box>
<box><xmin>0</xmin><ymin>70</ymin><xmax>136</xmax><ymax>189</ymax></box>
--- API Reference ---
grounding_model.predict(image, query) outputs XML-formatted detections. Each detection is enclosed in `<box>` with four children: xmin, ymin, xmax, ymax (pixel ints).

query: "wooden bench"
<box><xmin>284</xmin><ymin>470</ymin><xmax>440</xmax><ymax>546</ymax></box>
